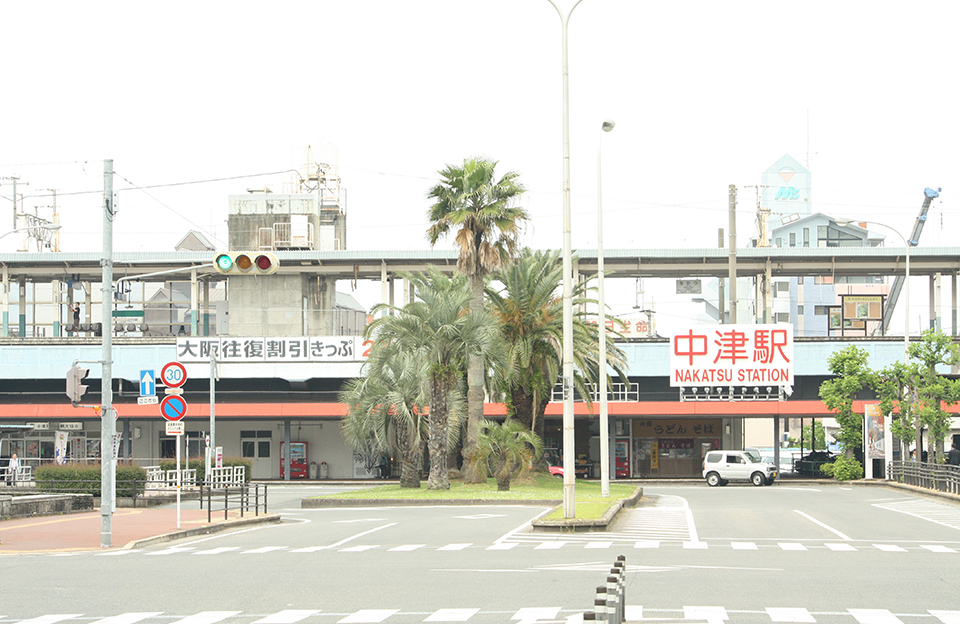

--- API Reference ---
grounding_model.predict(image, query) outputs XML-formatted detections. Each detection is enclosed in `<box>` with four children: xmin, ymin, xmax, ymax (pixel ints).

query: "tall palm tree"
<box><xmin>340</xmin><ymin>345</ymin><xmax>429</xmax><ymax>488</ymax></box>
<box><xmin>427</xmin><ymin>157</ymin><xmax>528</xmax><ymax>483</ymax></box>
<box><xmin>475</xmin><ymin>419</ymin><xmax>544</xmax><ymax>492</ymax></box>
<box><xmin>486</xmin><ymin>249</ymin><xmax>629</xmax><ymax>444</ymax></box>
<box><xmin>364</xmin><ymin>267</ymin><xmax>504</xmax><ymax>490</ymax></box>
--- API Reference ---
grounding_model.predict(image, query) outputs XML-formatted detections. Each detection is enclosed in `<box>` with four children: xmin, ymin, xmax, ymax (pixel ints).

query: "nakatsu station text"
<box><xmin>669</xmin><ymin>324</ymin><xmax>795</xmax><ymax>388</ymax></box>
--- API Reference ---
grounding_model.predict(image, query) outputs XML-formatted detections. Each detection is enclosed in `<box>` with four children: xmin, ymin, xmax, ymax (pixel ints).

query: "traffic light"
<box><xmin>213</xmin><ymin>252</ymin><xmax>278</xmax><ymax>275</ymax></box>
<box><xmin>66</xmin><ymin>364</ymin><xmax>89</xmax><ymax>405</ymax></box>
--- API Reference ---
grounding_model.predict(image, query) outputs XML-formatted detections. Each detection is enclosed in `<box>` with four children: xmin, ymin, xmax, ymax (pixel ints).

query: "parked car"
<box><xmin>702</xmin><ymin>449</ymin><xmax>777</xmax><ymax>486</ymax></box>
<box><xmin>544</xmin><ymin>448</ymin><xmax>588</xmax><ymax>479</ymax></box>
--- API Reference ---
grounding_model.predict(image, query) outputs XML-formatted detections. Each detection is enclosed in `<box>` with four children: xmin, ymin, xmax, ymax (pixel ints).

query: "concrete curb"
<box><xmin>301</xmin><ymin>497</ymin><xmax>563</xmax><ymax>508</ymax></box>
<box><xmin>531</xmin><ymin>487</ymin><xmax>644</xmax><ymax>532</ymax></box>
<box><xmin>124</xmin><ymin>513</ymin><xmax>282</xmax><ymax>550</ymax></box>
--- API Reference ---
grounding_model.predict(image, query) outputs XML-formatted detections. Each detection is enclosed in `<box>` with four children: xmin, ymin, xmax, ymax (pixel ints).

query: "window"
<box><xmin>797</xmin><ymin>305</ymin><xmax>804</xmax><ymax>315</ymax></box>
<box><xmin>814</xmin><ymin>275</ymin><xmax>834</xmax><ymax>285</ymax></box>
<box><xmin>241</xmin><ymin>430</ymin><xmax>272</xmax><ymax>458</ymax></box>
<box><xmin>814</xmin><ymin>305</ymin><xmax>829</xmax><ymax>315</ymax></box>
<box><xmin>775</xmin><ymin>282</ymin><xmax>790</xmax><ymax>296</ymax></box>
<box><xmin>775</xmin><ymin>237</ymin><xmax>782</xmax><ymax>248</ymax></box>
<box><xmin>789</xmin><ymin>232</ymin><xmax>796</xmax><ymax>247</ymax></box>
<box><xmin>776</xmin><ymin>312</ymin><xmax>790</xmax><ymax>323</ymax></box>
<box><xmin>803</xmin><ymin>228</ymin><xmax>810</xmax><ymax>248</ymax></box>
<box><xmin>818</xmin><ymin>225</ymin><xmax>863</xmax><ymax>247</ymax></box>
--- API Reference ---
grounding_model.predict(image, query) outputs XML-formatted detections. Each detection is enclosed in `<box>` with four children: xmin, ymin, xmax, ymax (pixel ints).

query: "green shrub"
<box><xmin>35</xmin><ymin>464</ymin><xmax>146</xmax><ymax>497</ymax></box>
<box><xmin>820</xmin><ymin>455</ymin><xmax>863</xmax><ymax>481</ymax></box>
<box><xmin>159</xmin><ymin>457</ymin><xmax>252</xmax><ymax>483</ymax></box>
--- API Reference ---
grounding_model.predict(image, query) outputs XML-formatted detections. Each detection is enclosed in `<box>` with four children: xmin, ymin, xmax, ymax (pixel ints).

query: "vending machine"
<box><xmin>280</xmin><ymin>441</ymin><xmax>309</xmax><ymax>479</ymax></box>
<box><xmin>614</xmin><ymin>439</ymin><xmax>630</xmax><ymax>478</ymax></box>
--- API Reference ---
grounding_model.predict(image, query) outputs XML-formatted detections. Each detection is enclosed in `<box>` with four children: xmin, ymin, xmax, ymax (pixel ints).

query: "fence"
<box><xmin>200</xmin><ymin>482</ymin><xmax>268</xmax><ymax>522</ymax></box>
<box><xmin>1</xmin><ymin>465</ymin><xmax>34</xmax><ymax>486</ymax></box>
<box><xmin>888</xmin><ymin>460</ymin><xmax>960</xmax><ymax>495</ymax></box>
<box><xmin>583</xmin><ymin>556</ymin><xmax>627</xmax><ymax>624</ymax></box>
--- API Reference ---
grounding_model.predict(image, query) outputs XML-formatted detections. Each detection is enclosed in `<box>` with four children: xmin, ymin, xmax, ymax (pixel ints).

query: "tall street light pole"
<box><xmin>546</xmin><ymin>0</ymin><xmax>585</xmax><ymax>519</ymax></box>
<box><xmin>598</xmin><ymin>119</ymin><xmax>614</xmax><ymax>498</ymax></box>
<box><xmin>836</xmin><ymin>218</ymin><xmax>909</xmax><ymax>477</ymax></box>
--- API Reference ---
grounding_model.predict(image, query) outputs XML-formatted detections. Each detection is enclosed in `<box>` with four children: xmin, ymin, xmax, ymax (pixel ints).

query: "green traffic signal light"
<box><xmin>215</xmin><ymin>254</ymin><xmax>234</xmax><ymax>271</ymax></box>
<box><xmin>213</xmin><ymin>251</ymin><xmax>279</xmax><ymax>275</ymax></box>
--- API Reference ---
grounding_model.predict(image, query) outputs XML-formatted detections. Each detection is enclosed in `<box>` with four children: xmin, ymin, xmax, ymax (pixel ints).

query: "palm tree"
<box><xmin>475</xmin><ymin>419</ymin><xmax>544</xmax><ymax>491</ymax></box>
<box><xmin>364</xmin><ymin>267</ymin><xmax>504</xmax><ymax>490</ymax></box>
<box><xmin>486</xmin><ymin>249</ymin><xmax>629</xmax><ymax>445</ymax></box>
<box><xmin>427</xmin><ymin>157</ymin><xmax>528</xmax><ymax>483</ymax></box>
<box><xmin>340</xmin><ymin>345</ymin><xmax>429</xmax><ymax>488</ymax></box>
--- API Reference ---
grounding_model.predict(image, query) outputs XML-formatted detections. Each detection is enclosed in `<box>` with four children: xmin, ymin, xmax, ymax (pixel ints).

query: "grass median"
<box><xmin>311</xmin><ymin>473</ymin><xmax>639</xmax><ymax>520</ymax></box>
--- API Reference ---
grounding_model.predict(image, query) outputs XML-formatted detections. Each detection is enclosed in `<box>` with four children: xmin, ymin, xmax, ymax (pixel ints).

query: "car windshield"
<box><xmin>744</xmin><ymin>450</ymin><xmax>762</xmax><ymax>463</ymax></box>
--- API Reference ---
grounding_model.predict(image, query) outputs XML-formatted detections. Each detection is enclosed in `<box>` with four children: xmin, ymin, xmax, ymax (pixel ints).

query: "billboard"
<box><xmin>670</xmin><ymin>324</ymin><xmax>794</xmax><ymax>387</ymax></box>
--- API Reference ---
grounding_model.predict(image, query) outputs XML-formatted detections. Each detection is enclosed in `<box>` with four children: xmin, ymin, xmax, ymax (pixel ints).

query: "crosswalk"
<box><xmin>3</xmin><ymin>607</ymin><xmax>960</xmax><ymax>624</ymax></box>
<box><xmin>74</xmin><ymin>539</ymin><xmax>960</xmax><ymax>557</ymax></box>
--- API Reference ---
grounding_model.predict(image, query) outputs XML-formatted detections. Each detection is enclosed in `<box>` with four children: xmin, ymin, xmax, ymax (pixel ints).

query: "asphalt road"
<box><xmin>1</xmin><ymin>483</ymin><xmax>959</xmax><ymax>624</ymax></box>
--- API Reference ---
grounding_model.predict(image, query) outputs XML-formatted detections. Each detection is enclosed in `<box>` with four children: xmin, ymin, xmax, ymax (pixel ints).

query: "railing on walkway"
<box><xmin>888</xmin><ymin>460</ymin><xmax>960</xmax><ymax>495</ymax></box>
<box><xmin>200</xmin><ymin>482</ymin><xmax>268</xmax><ymax>522</ymax></box>
<box><xmin>1</xmin><ymin>465</ymin><xmax>34</xmax><ymax>486</ymax></box>
<box><xmin>583</xmin><ymin>556</ymin><xmax>627</xmax><ymax>624</ymax></box>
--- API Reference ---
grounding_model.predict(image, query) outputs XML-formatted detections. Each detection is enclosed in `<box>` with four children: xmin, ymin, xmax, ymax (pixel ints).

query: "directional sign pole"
<box><xmin>176</xmin><ymin>429</ymin><xmax>181</xmax><ymax>530</ymax></box>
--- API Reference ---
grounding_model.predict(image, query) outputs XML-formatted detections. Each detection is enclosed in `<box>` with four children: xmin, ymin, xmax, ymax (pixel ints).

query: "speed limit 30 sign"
<box><xmin>161</xmin><ymin>361</ymin><xmax>187</xmax><ymax>388</ymax></box>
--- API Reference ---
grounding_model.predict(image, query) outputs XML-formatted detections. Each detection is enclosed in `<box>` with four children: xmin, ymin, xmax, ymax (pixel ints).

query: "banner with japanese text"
<box><xmin>670</xmin><ymin>324</ymin><xmax>794</xmax><ymax>387</ymax></box>
<box><xmin>177</xmin><ymin>336</ymin><xmax>371</xmax><ymax>363</ymax></box>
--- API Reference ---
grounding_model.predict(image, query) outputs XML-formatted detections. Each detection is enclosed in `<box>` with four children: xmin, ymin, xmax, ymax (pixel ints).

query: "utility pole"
<box><xmin>101</xmin><ymin>160</ymin><xmax>115</xmax><ymax>548</ymax></box>
<box><xmin>1</xmin><ymin>176</ymin><xmax>27</xmax><ymax>231</ymax></box>
<box><xmin>728</xmin><ymin>185</ymin><xmax>738</xmax><ymax>324</ymax></box>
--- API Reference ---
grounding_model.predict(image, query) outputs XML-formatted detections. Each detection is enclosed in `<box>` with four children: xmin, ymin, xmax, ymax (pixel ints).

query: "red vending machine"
<box><xmin>614</xmin><ymin>439</ymin><xmax>630</xmax><ymax>478</ymax></box>
<box><xmin>280</xmin><ymin>441</ymin><xmax>308</xmax><ymax>479</ymax></box>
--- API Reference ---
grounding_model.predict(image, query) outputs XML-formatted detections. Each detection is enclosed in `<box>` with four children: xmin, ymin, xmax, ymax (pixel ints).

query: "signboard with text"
<box><xmin>670</xmin><ymin>324</ymin><xmax>794</xmax><ymax>387</ymax></box>
<box><xmin>176</xmin><ymin>336</ymin><xmax>371</xmax><ymax>363</ymax></box>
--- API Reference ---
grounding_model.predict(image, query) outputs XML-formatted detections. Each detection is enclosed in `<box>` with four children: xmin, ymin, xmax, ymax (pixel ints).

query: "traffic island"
<box><xmin>531</xmin><ymin>486</ymin><xmax>643</xmax><ymax>533</ymax></box>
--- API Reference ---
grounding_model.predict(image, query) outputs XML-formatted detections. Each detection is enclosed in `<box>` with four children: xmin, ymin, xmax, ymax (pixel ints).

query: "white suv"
<box><xmin>702</xmin><ymin>449</ymin><xmax>777</xmax><ymax>486</ymax></box>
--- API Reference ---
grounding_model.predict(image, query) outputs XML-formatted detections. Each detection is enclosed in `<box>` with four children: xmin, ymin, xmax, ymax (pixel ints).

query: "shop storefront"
<box><xmin>630</xmin><ymin>418</ymin><xmax>722</xmax><ymax>478</ymax></box>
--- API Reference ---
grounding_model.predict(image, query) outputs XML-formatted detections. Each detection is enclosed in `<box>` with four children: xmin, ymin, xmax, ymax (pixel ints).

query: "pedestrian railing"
<box><xmin>583</xmin><ymin>555</ymin><xmax>627</xmax><ymax>624</ymax></box>
<box><xmin>199</xmin><ymin>482</ymin><xmax>268</xmax><ymax>522</ymax></box>
<box><xmin>888</xmin><ymin>460</ymin><xmax>960</xmax><ymax>495</ymax></box>
<box><xmin>1</xmin><ymin>465</ymin><xmax>34</xmax><ymax>486</ymax></box>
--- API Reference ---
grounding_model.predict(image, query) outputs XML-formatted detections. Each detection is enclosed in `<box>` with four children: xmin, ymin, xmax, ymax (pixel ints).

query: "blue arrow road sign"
<box><xmin>140</xmin><ymin>370</ymin><xmax>156</xmax><ymax>397</ymax></box>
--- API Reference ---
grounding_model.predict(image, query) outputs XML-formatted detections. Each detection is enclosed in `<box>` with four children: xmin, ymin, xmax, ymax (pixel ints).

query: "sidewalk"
<box><xmin>0</xmin><ymin>507</ymin><xmax>281</xmax><ymax>554</ymax></box>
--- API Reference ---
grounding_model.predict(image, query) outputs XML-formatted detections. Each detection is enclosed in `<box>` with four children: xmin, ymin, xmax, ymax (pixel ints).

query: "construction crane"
<box><xmin>882</xmin><ymin>187</ymin><xmax>942</xmax><ymax>332</ymax></box>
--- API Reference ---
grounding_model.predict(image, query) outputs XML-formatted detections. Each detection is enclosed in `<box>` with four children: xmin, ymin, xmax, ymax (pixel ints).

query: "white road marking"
<box><xmin>169</xmin><ymin>612</ymin><xmax>241</xmax><ymax>624</ymax></box>
<box><xmin>252</xmin><ymin>610</ymin><xmax>320</xmax><ymax>624</ymax></box>
<box><xmin>778</xmin><ymin>543</ymin><xmax>807</xmax><ymax>551</ymax></box>
<box><xmin>242</xmin><ymin>547</ymin><xmax>288</xmax><ymax>554</ymax></box>
<box><xmin>766</xmin><ymin>607</ymin><xmax>815</xmax><ymax>622</ymax></box>
<box><xmin>731</xmin><ymin>542</ymin><xmax>757</xmax><ymax>550</ymax></box>
<box><xmin>930</xmin><ymin>610</ymin><xmax>960</xmax><ymax>624</ymax></box>
<box><xmin>873</xmin><ymin>544</ymin><xmax>907</xmax><ymax>552</ymax></box>
<box><xmin>437</xmin><ymin>543</ymin><xmax>472</xmax><ymax>551</ymax></box>
<box><xmin>848</xmin><ymin>609</ymin><xmax>903</xmax><ymax>624</ymax></box>
<box><xmin>90</xmin><ymin>614</ymin><xmax>163</xmax><ymax>624</ymax></box>
<box><xmin>16</xmin><ymin>616</ymin><xmax>83</xmax><ymax>624</ymax></box>
<box><xmin>328</xmin><ymin>523</ymin><xmax>398</xmax><ymax>548</ymax></box>
<box><xmin>388</xmin><ymin>544</ymin><xmax>424</xmax><ymax>551</ymax></box>
<box><xmin>424</xmin><ymin>608</ymin><xmax>480</xmax><ymax>622</ymax></box>
<box><xmin>793</xmin><ymin>510</ymin><xmax>852</xmax><ymax>541</ymax></box>
<box><xmin>684</xmin><ymin>606</ymin><xmax>728</xmax><ymax>623</ymax></box>
<box><xmin>825</xmin><ymin>543</ymin><xmax>857</xmax><ymax>551</ymax></box>
<box><xmin>512</xmin><ymin>607</ymin><xmax>561</xmax><ymax>622</ymax></box>
<box><xmin>338</xmin><ymin>610</ymin><xmax>398</xmax><ymax>623</ymax></box>
<box><xmin>922</xmin><ymin>545</ymin><xmax>957</xmax><ymax>553</ymax></box>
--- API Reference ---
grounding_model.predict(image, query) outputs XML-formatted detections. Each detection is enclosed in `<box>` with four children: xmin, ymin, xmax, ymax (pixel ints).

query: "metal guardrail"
<box><xmin>1</xmin><ymin>465</ymin><xmax>34</xmax><ymax>486</ymax></box>
<box><xmin>200</xmin><ymin>483</ymin><xmax>268</xmax><ymax>522</ymax></box>
<box><xmin>583</xmin><ymin>556</ymin><xmax>626</xmax><ymax>623</ymax></box>
<box><xmin>888</xmin><ymin>460</ymin><xmax>960</xmax><ymax>495</ymax></box>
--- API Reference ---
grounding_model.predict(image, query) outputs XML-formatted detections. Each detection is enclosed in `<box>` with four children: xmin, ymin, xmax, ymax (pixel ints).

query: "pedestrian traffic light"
<box><xmin>66</xmin><ymin>364</ymin><xmax>89</xmax><ymax>405</ymax></box>
<box><xmin>213</xmin><ymin>252</ymin><xmax>279</xmax><ymax>275</ymax></box>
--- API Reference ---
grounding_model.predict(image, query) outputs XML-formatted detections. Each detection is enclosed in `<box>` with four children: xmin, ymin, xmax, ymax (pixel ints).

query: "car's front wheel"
<box><xmin>751</xmin><ymin>472</ymin><xmax>766</xmax><ymax>486</ymax></box>
<box><xmin>706</xmin><ymin>472</ymin><xmax>721</xmax><ymax>487</ymax></box>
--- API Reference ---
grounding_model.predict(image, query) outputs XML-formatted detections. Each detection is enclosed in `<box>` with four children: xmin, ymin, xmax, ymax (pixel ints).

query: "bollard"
<box><xmin>607</xmin><ymin>574</ymin><xmax>620</xmax><ymax>624</ymax></box>
<box><xmin>595</xmin><ymin>586</ymin><xmax>608</xmax><ymax>623</ymax></box>
<box><xmin>615</xmin><ymin>557</ymin><xmax>627</xmax><ymax>622</ymax></box>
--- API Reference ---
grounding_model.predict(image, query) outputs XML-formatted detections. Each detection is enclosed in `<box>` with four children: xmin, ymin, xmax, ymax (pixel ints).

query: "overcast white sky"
<box><xmin>1</xmin><ymin>1</ymin><xmax>957</xmax><ymax>327</ymax></box>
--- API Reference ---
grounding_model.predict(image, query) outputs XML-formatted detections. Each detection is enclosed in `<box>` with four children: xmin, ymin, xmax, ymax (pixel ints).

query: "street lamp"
<box><xmin>0</xmin><ymin>222</ymin><xmax>61</xmax><ymax>242</ymax></box>
<box><xmin>834</xmin><ymin>219</ymin><xmax>909</xmax><ymax>365</ymax></box>
<box><xmin>598</xmin><ymin>119</ymin><xmax>614</xmax><ymax>498</ymax></box>
<box><xmin>835</xmin><ymin>218</ymin><xmax>909</xmax><ymax>476</ymax></box>
<box><xmin>546</xmin><ymin>0</ymin><xmax>585</xmax><ymax>519</ymax></box>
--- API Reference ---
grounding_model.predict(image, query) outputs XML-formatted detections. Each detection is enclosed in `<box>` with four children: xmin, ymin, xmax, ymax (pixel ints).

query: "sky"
<box><xmin>1</xmin><ymin>1</ymin><xmax>957</xmax><ymax>328</ymax></box>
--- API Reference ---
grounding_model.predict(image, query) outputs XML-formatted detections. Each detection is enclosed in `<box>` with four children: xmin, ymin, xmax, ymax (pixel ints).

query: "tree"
<box><xmin>427</xmin><ymin>157</ymin><xmax>528</xmax><ymax>484</ymax></box>
<box><xmin>909</xmin><ymin>330</ymin><xmax>960</xmax><ymax>461</ymax></box>
<box><xmin>787</xmin><ymin>420</ymin><xmax>827</xmax><ymax>450</ymax></box>
<box><xmin>819</xmin><ymin>345</ymin><xmax>876</xmax><ymax>456</ymax></box>
<box><xmin>475</xmin><ymin>419</ymin><xmax>544</xmax><ymax>491</ymax></box>
<box><xmin>485</xmin><ymin>248</ymin><xmax>628</xmax><ymax>447</ymax></box>
<box><xmin>875</xmin><ymin>360</ymin><xmax>918</xmax><ymax>462</ymax></box>
<box><xmin>363</xmin><ymin>267</ymin><xmax>504</xmax><ymax>490</ymax></box>
<box><xmin>340</xmin><ymin>345</ymin><xmax>429</xmax><ymax>488</ymax></box>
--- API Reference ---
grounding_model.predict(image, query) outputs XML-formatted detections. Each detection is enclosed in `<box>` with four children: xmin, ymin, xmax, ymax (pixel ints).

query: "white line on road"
<box><xmin>766</xmin><ymin>607</ymin><xmax>815</xmax><ymax>623</ymax></box>
<box><xmin>252</xmin><ymin>610</ymin><xmax>320</xmax><ymax>624</ymax></box>
<box><xmin>15</xmin><ymin>616</ymin><xmax>83</xmax><ymax>624</ymax></box>
<box><xmin>794</xmin><ymin>510</ymin><xmax>852</xmax><ymax>540</ymax></box>
<box><xmin>848</xmin><ymin>609</ymin><xmax>903</xmax><ymax>624</ymax></box>
<box><xmin>170</xmin><ymin>612</ymin><xmax>241</xmax><ymax>624</ymax></box>
<box><xmin>328</xmin><ymin>523</ymin><xmax>397</xmax><ymax>548</ymax></box>
<box><xmin>338</xmin><ymin>609</ymin><xmax>398</xmax><ymax>623</ymax></box>
<box><xmin>424</xmin><ymin>608</ymin><xmax>480</xmax><ymax>622</ymax></box>
<box><xmin>90</xmin><ymin>614</ymin><xmax>164</xmax><ymax>624</ymax></box>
